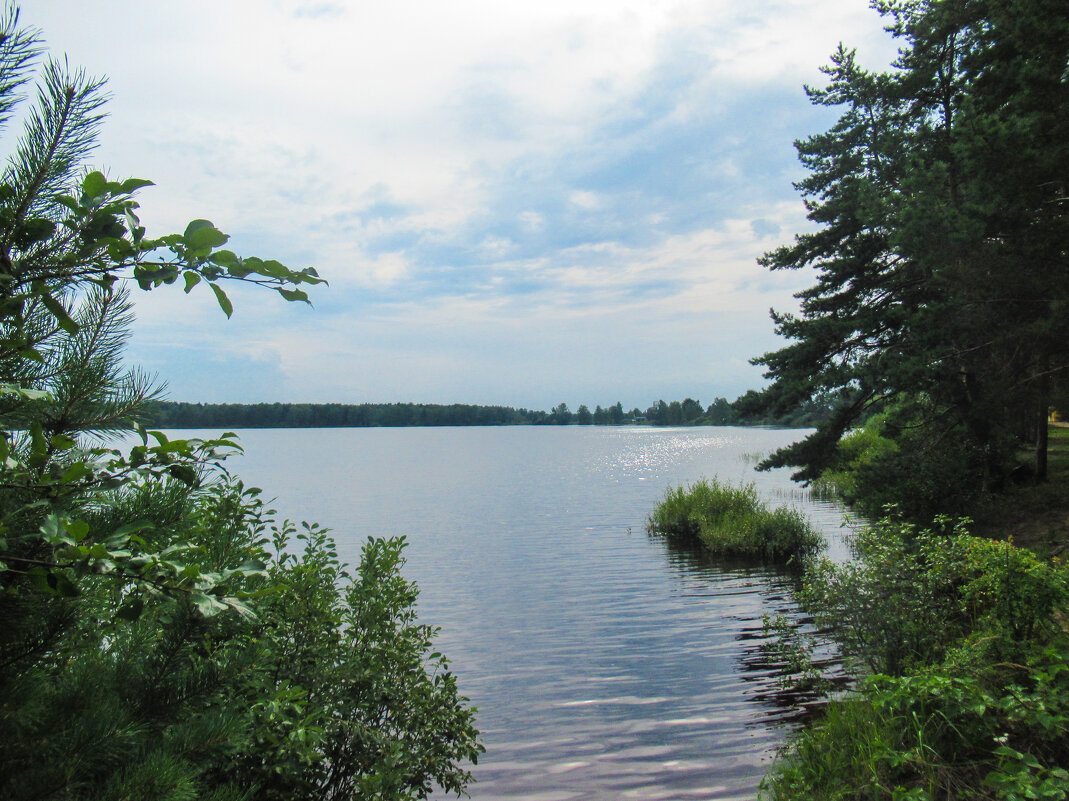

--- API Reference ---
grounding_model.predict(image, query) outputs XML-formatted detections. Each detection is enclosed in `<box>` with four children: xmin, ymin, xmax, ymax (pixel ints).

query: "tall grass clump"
<box><xmin>646</xmin><ymin>479</ymin><xmax>824</xmax><ymax>562</ymax></box>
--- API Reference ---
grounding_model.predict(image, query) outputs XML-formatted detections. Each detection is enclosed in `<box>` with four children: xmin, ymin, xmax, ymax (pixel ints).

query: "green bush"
<box><xmin>764</xmin><ymin>645</ymin><xmax>1069</xmax><ymax>801</ymax></box>
<box><xmin>763</xmin><ymin>515</ymin><xmax>1069</xmax><ymax>801</ymax></box>
<box><xmin>813</xmin><ymin>407</ymin><xmax>1000</xmax><ymax>524</ymax></box>
<box><xmin>646</xmin><ymin>479</ymin><xmax>824</xmax><ymax>562</ymax></box>
<box><xmin>812</xmin><ymin>413</ymin><xmax>897</xmax><ymax>501</ymax></box>
<box><xmin>800</xmin><ymin>516</ymin><xmax>1069</xmax><ymax>676</ymax></box>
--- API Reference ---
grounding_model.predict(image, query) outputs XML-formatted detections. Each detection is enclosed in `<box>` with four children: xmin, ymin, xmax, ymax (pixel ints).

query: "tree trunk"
<box><xmin>1035</xmin><ymin>360</ymin><xmax>1051</xmax><ymax>482</ymax></box>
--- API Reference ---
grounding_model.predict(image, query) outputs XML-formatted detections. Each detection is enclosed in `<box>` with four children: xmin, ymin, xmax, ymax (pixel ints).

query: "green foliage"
<box><xmin>765</xmin><ymin>644</ymin><xmax>1069</xmax><ymax>801</ymax></box>
<box><xmin>763</xmin><ymin>515</ymin><xmax>1069</xmax><ymax>800</ymax></box>
<box><xmin>750</xmin><ymin>0</ymin><xmax>1069</xmax><ymax>498</ymax></box>
<box><xmin>815</xmin><ymin>399</ymin><xmax>1024</xmax><ymax>523</ymax></box>
<box><xmin>646</xmin><ymin>478</ymin><xmax>824</xmax><ymax>562</ymax></box>
<box><xmin>760</xmin><ymin>0</ymin><xmax>1069</xmax><ymax>795</ymax></box>
<box><xmin>811</xmin><ymin>412</ymin><xmax>897</xmax><ymax>501</ymax></box>
<box><xmin>801</xmin><ymin>516</ymin><xmax>1069</xmax><ymax>676</ymax></box>
<box><xmin>142</xmin><ymin>400</ymin><xmax>649</xmax><ymax>429</ymax></box>
<box><xmin>0</xmin><ymin>7</ymin><xmax>480</xmax><ymax>800</ymax></box>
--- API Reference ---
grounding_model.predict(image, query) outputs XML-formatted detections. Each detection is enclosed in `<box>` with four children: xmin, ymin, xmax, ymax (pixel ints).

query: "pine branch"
<box><xmin>0</xmin><ymin>4</ymin><xmax>41</xmax><ymax>132</ymax></box>
<box><xmin>3</xmin><ymin>58</ymin><xmax>108</xmax><ymax>250</ymax></box>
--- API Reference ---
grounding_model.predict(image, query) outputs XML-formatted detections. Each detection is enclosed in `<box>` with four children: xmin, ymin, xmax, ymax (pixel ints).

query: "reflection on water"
<box><xmin>193</xmin><ymin>425</ymin><xmax>855</xmax><ymax>801</ymax></box>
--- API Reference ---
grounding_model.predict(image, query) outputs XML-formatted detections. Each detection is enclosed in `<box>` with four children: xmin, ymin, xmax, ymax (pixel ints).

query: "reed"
<box><xmin>646</xmin><ymin>479</ymin><xmax>824</xmax><ymax>562</ymax></box>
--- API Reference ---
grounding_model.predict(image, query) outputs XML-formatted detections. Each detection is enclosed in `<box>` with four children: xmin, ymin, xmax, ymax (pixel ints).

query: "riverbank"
<box><xmin>761</xmin><ymin>424</ymin><xmax>1069</xmax><ymax>800</ymax></box>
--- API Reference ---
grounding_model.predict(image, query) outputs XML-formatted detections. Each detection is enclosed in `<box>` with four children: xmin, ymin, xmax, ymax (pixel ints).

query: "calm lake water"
<box><xmin>196</xmin><ymin>425</ymin><xmax>852</xmax><ymax>800</ymax></box>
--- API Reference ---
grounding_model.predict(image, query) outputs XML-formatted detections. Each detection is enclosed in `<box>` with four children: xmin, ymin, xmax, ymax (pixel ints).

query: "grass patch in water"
<box><xmin>646</xmin><ymin>478</ymin><xmax>824</xmax><ymax>562</ymax></box>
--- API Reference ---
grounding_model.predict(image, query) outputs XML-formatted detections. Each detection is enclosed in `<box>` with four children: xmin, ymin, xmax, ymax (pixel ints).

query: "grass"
<box><xmin>646</xmin><ymin>478</ymin><xmax>824</xmax><ymax>563</ymax></box>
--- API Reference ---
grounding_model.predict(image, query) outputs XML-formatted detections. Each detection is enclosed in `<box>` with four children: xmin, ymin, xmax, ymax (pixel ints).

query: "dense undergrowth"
<box><xmin>646</xmin><ymin>479</ymin><xmax>824</xmax><ymax>562</ymax></box>
<box><xmin>761</xmin><ymin>515</ymin><xmax>1069</xmax><ymax>800</ymax></box>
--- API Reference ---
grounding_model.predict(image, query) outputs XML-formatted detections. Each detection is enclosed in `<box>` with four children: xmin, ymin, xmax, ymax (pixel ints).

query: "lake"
<box><xmin>205</xmin><ymin>425</ymin><xmax>852</xmax><ymax>800</ymax></box>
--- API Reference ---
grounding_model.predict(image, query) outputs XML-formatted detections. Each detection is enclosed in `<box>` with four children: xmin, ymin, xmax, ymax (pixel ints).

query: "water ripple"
<box><xmin>205</xmin><ymin>426</ymin><xmax>855</xmax><ymax>801</ymax></box>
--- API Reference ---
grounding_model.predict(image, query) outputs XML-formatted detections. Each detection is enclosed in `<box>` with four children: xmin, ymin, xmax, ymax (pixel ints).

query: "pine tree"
<box><xmin>752</xmin><ymin>0</ymin><xmax>1069</xmax><ymax>514</ymax></box>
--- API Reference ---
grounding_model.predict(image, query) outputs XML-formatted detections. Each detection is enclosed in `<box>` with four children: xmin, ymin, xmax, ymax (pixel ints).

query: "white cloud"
<box><xmin>518</xmin><ymin>211</ymin><xmax>545</xmax><ymax>231</ymax></box>
<box><xmin>22</xmin><ymin>0</ymin><xmax>897</xmax><ymax>405</ymax></box>
<box><xmin>569</xmin><ymin>190</ymin><xmax>601</xmax><ymax>210</ymax></box>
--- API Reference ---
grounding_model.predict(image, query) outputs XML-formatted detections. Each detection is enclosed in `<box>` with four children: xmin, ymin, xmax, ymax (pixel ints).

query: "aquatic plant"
<box><xmin>646</xmin><ymin>479</ymin><xmax>824</xmax><ymax>562</ymax></box>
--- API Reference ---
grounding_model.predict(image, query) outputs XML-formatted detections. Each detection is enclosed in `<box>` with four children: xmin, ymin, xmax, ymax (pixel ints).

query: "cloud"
<box><xmin>25</xmin><ymin>0</ymin><xmax>898</xmax><ymax>406</ymax></box>
<box><xmin>291</xmin><ymin>3</ymin><xmax>344</xmax><ymax>20</ymax></box>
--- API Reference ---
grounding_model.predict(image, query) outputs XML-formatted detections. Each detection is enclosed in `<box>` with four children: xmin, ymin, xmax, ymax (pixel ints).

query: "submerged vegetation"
<box><xmin>646</xmin><ymin>479</ymin><xmax>824</xmax><ymax>562</ymax></box>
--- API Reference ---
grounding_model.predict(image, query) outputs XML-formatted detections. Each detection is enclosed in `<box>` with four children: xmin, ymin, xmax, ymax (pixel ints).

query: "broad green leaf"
<box><xmin>278</xmin><ymin>287</ymin><xmax>309</xmax><ymax>303</ymax></box>
<box><xmin>115</xmin><ymin>597</ymin><xmax>145</xmax><ymax>621</ymax></box>
<box><xmin>191</xmin><ymin>590</ymin><xmax>227</xmax><ymax>617</ymax></box>
<box><xmin>168</xmin><ymin>464</ymin><xmax>198</xmax><ymax>486</ymax></box>
<box><xmin>258</xmin><ymin>259</ymin><xmax>290</xmax><ymax>278</ymax></box>
<box><xmin>52</xmin><ymin>193</ymin><xmax>80</xmax><ymax>212</ymax></box>
<box><xmin>105</xmin><ymin>238</ymin><xmax>136</xmax><ymax>261</ymax></box>
<box><xmin>82</xmin><ymin>171</ymin><xmax>107</xmax><ymax>198</ymax></box>
<box><xmin>59</xmin><ymin>462</ymin><xmax>92</xmax><ymax>483</ymax></box>
<box><xmin>182</xmin><ymin>271</ymin><xmax>201</xmax><ymax>293</ymax></box>
<box><xmin>209</xmin><ymin>249</ymin><xmax>238</xmax><ymax>268</ymax></box>
<box><xmin>40</xmin><ymin>515</ymin><xmax>68</xmax><ymax>544</ymax></box>
<box><xmin>29</xmin><ymin>422</ymin><xmax>48</xmax><ymax>467</ymax></box>
<box><xmin>50</xmin><ymin>433</ymin><xmax>76</xmax><ymax>450</ymax></box>
<box><xmin>0</xmin><ymin>382</ymin><xmax>49</xmax><ymax>399</ymax></box>
<box><xmin>210</xmin><ymin>282</ymin><xmax>233</xmax><ymax>318</ymax></box>
<box><xmin>187</xmin><ymin>223</ymin><xmax>229</xmax><ymax>251</ymax></box>
<box><xmin>67</xmin><ymin>519</ymin><xmax>90</xmax><ymax>542</ymax></box>
<box><xmin>120</xmin><ymin>177</ymin><xmax>154</xmax><ymax>193</ymax></box>
<box><xmin>27</xmin><ymin>566</ymin><xmax>79</xmax><ymax>597</ymax></box>
<box><xmin>183</xmin><ymin>219</ymin><xmax>215</xmax><ymax>237</ymax></box>
<box><xmin>152</xmin><ymin>438</ymin><xmax>193</xmax><ymax>454</ymax></box>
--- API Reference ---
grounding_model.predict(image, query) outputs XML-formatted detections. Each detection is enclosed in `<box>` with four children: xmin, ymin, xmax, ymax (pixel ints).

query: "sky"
<box><xmin>19</xmin><ymin>1</ymin><xmax>899</xmax><ymax>411</ymax></box>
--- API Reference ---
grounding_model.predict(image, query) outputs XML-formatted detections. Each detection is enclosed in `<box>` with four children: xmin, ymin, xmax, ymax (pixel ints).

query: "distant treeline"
<box><xmin>141</xmin><ymin>395</ymin><xmax>838</xmax><ymax>429</ymax></box>
<box><xmin>646</xmin><ymin>392</ymin><xmax>837</xmax><ymax>428</ymax></box>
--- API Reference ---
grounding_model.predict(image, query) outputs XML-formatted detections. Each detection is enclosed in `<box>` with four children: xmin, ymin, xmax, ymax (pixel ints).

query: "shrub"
<box><xmin>800</xmin><ymin>516</ymin><xmax>1069</xmax><ymax>676</ymax></box>
<box><xmin>812</xmin><ymin>407</ymin><xmax>999</xmax><ymax>524</ymax></box>
<box><xmin>763</xmin><ymin>644</ymin><xmax>1069</xmax><ymax>801</ymax></box>
<box><xmin>763</xmin><ymin>515</ymin><xmax>1069</xmax><ymax>801</ymax></box>
<box><xmin>646</xmin><ymin>479</ymin><xmax>824</xmax><ymax>562</ymax></box>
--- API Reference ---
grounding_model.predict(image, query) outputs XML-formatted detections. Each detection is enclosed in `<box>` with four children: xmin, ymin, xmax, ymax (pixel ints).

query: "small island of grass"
<box><xmin>646</xmin><ymin>479</ymin><xmax>824</xmax><ymax>562</ymax></box>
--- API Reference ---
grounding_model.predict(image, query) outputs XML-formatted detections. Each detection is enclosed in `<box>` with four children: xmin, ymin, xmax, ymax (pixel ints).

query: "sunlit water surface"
<box><xmin>177</xmin><ymin>425</ymin><xmax>853</xmax><ymax>800</ymax></box>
